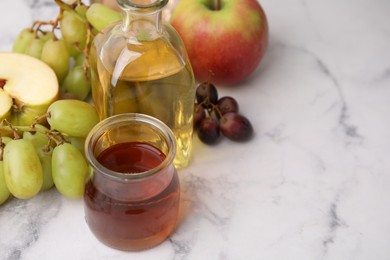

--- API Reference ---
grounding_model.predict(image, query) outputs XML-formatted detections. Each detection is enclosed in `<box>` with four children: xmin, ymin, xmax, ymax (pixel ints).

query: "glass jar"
<box><xmin>89</xmin><ymin>0</ymin><xmax>195</xmax><ymax>168</ymax></box>
<box><xmin>84</xmin><ymin>113</ymin><xmax>180</xmax><ymax>251</ymax></box>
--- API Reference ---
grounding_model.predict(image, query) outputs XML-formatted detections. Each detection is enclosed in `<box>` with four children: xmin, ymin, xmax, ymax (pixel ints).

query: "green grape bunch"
<box><xmin>0</xmin><ymin>99</ymin><xmax>100</xmax><ymax>205</ymax></box>
<box><xmin>2</xmin><ymin>1</ymin><xmax>123</xmax><ymax>206</ymax></box>
<box><xmin>11</xmin><ymin>0</ymin><xmax>121</xmax><ymax>101</ymax></box>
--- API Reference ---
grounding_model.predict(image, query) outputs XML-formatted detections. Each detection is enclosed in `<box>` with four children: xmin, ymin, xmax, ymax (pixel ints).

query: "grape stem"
<box><xmin>54</xmin><ymin>0</ymin><xmax>88</xmax><ymax>24</ymax></box>
<box><xmin>0</xmin><ymin>116</ymin><xmax>69</xmax><ymax>149</ymax></box>
<box><xmin>211</xmin><ymin>0</ymin><xmax>222</xmax><ymax>10</ymax></box>
<box><xmin>197</xmin><ymin>99</ymin><xmax>225</xmax><ymax>120</ymax></box>
<box><xmin>32</xmin><ymin>17</ymin><xmax>62</xmax><ymax>40</ymax></box>
<box><xmin>0</xmin><ymin>120</ymin><xmax>47</xmax><ymax>139</ymax></box>
<box><xmin>45</xmin><ymin>131</ymin><xmax>65</xmax><ymax>147</ymax></box>
<box><xmin>32</xmin><ymin>112</ymin><xmax>50</xmax><ymax>127</ymax></box>
<box><xmin>30</xmin><ymin>0</ymin><xmax>93</xmax><ymax>78</ymax></box>
<box><xmin>0</xmin><ymin>119</ymin><xmax>21</xmax><ymax>139</ymax></box>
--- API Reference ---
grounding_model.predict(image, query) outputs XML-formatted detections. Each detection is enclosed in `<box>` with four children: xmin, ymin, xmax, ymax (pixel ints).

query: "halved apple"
<box><xmin>0</xmin><ymin>52</ymin><xmax>59</xmax><ymax>129</ymax></box>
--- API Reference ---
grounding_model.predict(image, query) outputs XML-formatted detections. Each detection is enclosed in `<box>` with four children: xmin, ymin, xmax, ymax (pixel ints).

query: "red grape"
<box><xmin>220</xmin><ymin>113</ymin><xmax>253</xmax><ymax>141</ymax></box>
<box><xmin>194</xmin><ymin>105</ymin><xmax>205</xmax><ymax>129</ymax></box>
<box><xmin>193</xmin><ymin>81</ymin><xmax>254</xmax><ymax>145</ymax></box>
<box><xmin>196</xmin><ymin>118</ymin><xmax>220</xmax><ymax>144</ymax></box>
<box><xmin>196</xmin><ymin>82</ymin><xmax>218</xmax><ymax>107</ymax></box>
<box><xmin>217</xmin><ymin>96</ymin><xmax>239</xmax><ymax>115</ymax></box>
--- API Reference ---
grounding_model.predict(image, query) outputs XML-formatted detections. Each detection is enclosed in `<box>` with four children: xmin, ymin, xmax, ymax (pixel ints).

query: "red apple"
<box><xmin>171</xmin><ymin>0</ymin><xmax>268</xmax><ymax>86</ymax></box>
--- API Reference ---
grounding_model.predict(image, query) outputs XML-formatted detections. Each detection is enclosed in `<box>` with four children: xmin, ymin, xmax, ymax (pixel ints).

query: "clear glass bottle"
<box><xmin>84</xmin><ymin>113</ymin><xmax>180</xmax><ymax>251</ymax></box>
<box><xmin>89</xmin><ymin>0</ymin><xmax>179</xmax><ymax>22</ymax></box>
<box><xmin>89</xmin><ymin>0</ymin><xmax>195</xmax><ymax>168</ymax></box>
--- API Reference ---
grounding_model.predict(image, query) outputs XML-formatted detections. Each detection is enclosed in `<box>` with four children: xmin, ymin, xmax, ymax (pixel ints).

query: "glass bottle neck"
<box><xmin>117</xmin><ymin>0</ymin><xmax>167</xmax><ymax>41</ymax></box>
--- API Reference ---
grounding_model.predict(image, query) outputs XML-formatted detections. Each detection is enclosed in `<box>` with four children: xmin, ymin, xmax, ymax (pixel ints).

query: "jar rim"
<box><xmin>85</xmin><ymin>113</ymin><xmax>176</xmax><ymax>181</ymax></box>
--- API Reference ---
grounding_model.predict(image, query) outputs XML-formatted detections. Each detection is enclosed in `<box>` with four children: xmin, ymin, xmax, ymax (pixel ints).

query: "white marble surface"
<box><xmin>1</xmin><ymin>0</ymin><xmax>390</xmax><ymax>259</ymax></box>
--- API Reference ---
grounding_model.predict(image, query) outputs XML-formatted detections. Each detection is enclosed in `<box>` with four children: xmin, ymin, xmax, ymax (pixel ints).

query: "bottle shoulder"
<box><xmin>92</xmin><ymin>22</ymin><xmax>193</xmax><ymax>82</ymax></box>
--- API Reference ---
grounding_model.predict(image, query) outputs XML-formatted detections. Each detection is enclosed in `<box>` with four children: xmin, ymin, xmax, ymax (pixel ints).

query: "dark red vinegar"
<box><xmin>84</xmin><ymin>142</ymin><xmax>180</xmax><ymax>251</ymax></box>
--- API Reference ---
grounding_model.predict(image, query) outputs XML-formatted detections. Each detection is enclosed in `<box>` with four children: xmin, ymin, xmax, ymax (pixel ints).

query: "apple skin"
<box><xmin>171</xmin><ymin>0</ymin><xmax>268</xmax><ymax>86</ymax></box>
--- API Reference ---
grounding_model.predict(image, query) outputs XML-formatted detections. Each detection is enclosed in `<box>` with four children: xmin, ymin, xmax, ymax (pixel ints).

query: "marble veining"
<box><xmin>322</xmin><ymin>195</ymin><xmax>346</xmax><ymax>257</ymax></box>
<box><xmin>0</xmin><ymin>190</ymin><xmax>61</xmax><ymax>260</ymax></box>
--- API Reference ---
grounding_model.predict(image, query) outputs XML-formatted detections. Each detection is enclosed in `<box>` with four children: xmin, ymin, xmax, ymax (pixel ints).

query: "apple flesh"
<box><xmin>0</xmin><ymin>53</ymin><xmax>59</xmax><ymax>129</ymax></box>
<box><xmin>171</xmin><ymin>0</ymin><xmax>268</xmax><ymax>86</ymax></box>
<box><xmin>0</xmin><ymin>86</ymin><xmax>12</xmax><ymax>120</ymax></box>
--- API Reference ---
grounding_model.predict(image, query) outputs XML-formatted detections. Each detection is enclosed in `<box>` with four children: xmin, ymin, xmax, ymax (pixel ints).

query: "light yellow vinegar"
<box><xmin>90</xmin><ymin>37</ymin><xmax>195</xmax><ymax>168</ymax></box>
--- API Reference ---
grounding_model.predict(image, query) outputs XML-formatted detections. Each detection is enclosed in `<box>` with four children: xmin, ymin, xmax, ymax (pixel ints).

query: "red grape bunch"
<box><xmin>194</xmin><ymin>82</ymin><xmax>254</xmax><ymax>144</ymax></box>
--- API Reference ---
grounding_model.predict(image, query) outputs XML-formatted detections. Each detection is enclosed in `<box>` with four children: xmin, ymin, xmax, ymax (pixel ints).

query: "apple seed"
<box><xmin>0</xmin><ymin>79</ymin><xmax>6</xmax><ymax>89</ymax></box>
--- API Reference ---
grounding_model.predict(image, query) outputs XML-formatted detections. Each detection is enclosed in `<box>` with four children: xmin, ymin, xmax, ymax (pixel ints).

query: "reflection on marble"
<box><xmin>1</xmin><ymin>0</ymin><xmax>390</xmax><ymax>259</ymax></box>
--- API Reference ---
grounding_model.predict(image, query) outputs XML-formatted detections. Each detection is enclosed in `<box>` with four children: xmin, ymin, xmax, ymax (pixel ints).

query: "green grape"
<box><xmin>52</xmin><ymin>143</ymin><xmax>88</xmax><ymax>198</ymax></box>
<box><xmin>13</xmin><ymin>28</ymin><xmax>35</xmax><ymax>53</ymax></box>
<box><xmin>0</xmin><ymin>161</ymin><xmax>11</xmax><ymax>205</ymax></box>
<box><xmin>47</xmin><ymin>99</ymin><xmax>99</xmax><ymax>138</ymax></box>
<box><xmin>86</xmin><ymin>3</ymin><xmax>121</xmax><ymax>31</ymax></box>
<box><xmin>74</xmin><ymin>53</ymin><xmax>86</xmax><ymax>66</ymax></box>
<box><xmin>22</xmin><ymin>124</ymin><xmax>50</xmax><ymax>148</ymax></box>
<box><xmin>61</xmin><ymin>10</ymin><xmax>87</xmax><ymax>55</ymax></box>
<box><xmin>62</xmin><ymin>65</ymin><xmax>91</xmax><ymax>100</ymax></box>
<box><xmin>41</xmin><ymin>39</ymin><xmax>70</xmax><ymax>83</ymax></box>
<box><xmin>75</xmin><ymin>4</ymin><xmax>87</xmax><ymax>18</ymax></box>
<box><xmin>40</xmin><ymin>31</ymin><xmax>54</xmax><ymax>42</ymax></box>
<box><xmin>0</xmin><ymin>137</ymin><xmax>12</xmax><ymax>205</ymax></box>
<box><xmin>25</xmin><ymin>31</ymin><xmax>54</xmax><ymax>59</ymax></box>
<box><xmin>25</xmin><ymin>37</ymin><xmax>46</xmax><ymax>59</ymax></box>
<box><xmin>66</xmin><ymin>42</ymin><xmax>82</xmax><ymax>58</ymax></box>
<box><xmin>0</xmin><ymin>127</ymin><xmax>13</xmax><ymax>139</ymax></box>
<box><xmin>0</xmin><ymin>137</ymin><xmax>12</xmax><ymax>145</ymax></box>
<box><xmin>36</xmin><ymin>147</ymin><xmax>54</xmax><ymax>191</ymax></box>
<box><xmin>68</xmin><ymin>136</ymin><xmax>86</xmax><ymax>156</ymax></box>
<box><xmin>3</xmin><ymin>139</ymin><xmax>43</xmax><ymax>199</ymax></box>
